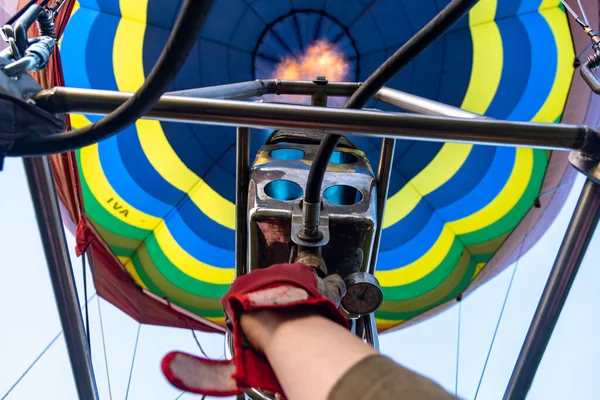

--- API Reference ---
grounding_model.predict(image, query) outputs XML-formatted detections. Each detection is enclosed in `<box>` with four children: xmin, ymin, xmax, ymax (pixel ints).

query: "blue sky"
<box><xmin>1</xmin><ymin>156</ymin><xmax>599</xmax><ymax>399</ymax></box>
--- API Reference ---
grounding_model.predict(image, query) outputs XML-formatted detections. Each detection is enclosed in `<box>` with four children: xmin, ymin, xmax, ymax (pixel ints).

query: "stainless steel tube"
<box><xmin>374</xmin><ymin>87</ymin><xmax>484</xmax><ymax>119</ymax></box>
<box><xmin>273</xmin><ymin>80</ymin><xmax>360</xmax><ymax>96</ymax></box>
<box><xmin>503</xmin><ymin>178</ymin><xmax>600</xmax><ymax>400</ymax></box>
<box><xmin>167</xmin><ymin>80</ymin><xmax>276</xmax><ymax>100</ymax></box>
<box><xmin>235</xmin><ymin>127</ymin><xmax>250</xmax><ymax>277</ymax></box>
<box><xmin>166</xmin><ymin>80</ymin><xmax>360</xmax><ymax>99</ymax></box>
<box><xmin>369</xmin><ymin>138</ymin><xmax>396</xmax><ymax>273</ymax></box>
<box><xmin>23</xmin><ymin>157</ymin><xmax>99</xmax><ymax>400</ymax></box>
<box><xmin>363</xmin><ymin>313</ymin><xmax>380</xmax><ymax>351</ymax></box>
<box><xmin>33</xmin><ymin>87</ymin><xmax>598</xmax><ymax>152</ymax></box>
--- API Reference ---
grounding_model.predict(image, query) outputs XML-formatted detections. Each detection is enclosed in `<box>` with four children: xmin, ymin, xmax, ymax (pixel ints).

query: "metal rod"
<box><xmin>369</xmin><ymin>138</ymin><xmax>396</xmax><ymax>273</ymax></box>
<box><xmin>23</xmin><ymin>156</ymin><xmax>99</xmax><ymax>400</ymax></box>
<box><xmin>374</xmin><ymin>87</ymin><xmax>484</xmax><ymax>119</ymax></box>
<box><xmin>274</xmin><ymin>80</ymin><xmax>360</xmax><ymax>96</ymax></box>
<box><xmin>363</xmin><ymin>313</ymin><xmax>380</xmax><ymax>351</ymax></box>
<box><xmin>167</xmin><ymin>80</ymin><xmax>275</xmax><ymax>100</ymax></box>
<box><xmin>235</xmin><ymin>126</ymin><xmax>250</xmax><ymax>277</ymax></box>
<box><xmin>503</xmin><ymin>178</ymin><xmax>600</xmax><ymax>400</ymax></box>
<box><xmin>166</xmin><ymin>79</ymin><xmax>360</xmax><ymax>100</ymax></box>
<box><xmin>33</xmin><ymin>87</ymin><xmax>598</xmax><ymax>152</ymax></box>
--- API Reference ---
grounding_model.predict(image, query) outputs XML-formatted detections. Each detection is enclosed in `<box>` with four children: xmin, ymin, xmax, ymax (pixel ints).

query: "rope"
<box><xmin>473</xmin><ymin>213</ymin><xmax>536</xmax><ymax>399</ymax></box>
<box><xmin>455</xmin><ymin>298</ymin><xmax>462</xmax><ymax>397</ymax></box>
<box><xmin>0</xmin><ymin>332</ymin><xmax>61</xmax><ymax>399</ymax></box>
<box><xmin>97</xmin><ymin>298</ymin><xmax>113</xmax><ymax>400</ymax></box>
<box><xmin>82</xmin><ymin>252</ymin><xmax>90</xmax><ymax>349</ymax></box>
<box><xmin>125</xmin><ymin>325</ymin><xmax>141</xmax><ymax>399</ymax></box>
<box><xmin>0</xmin><ymin>293</ymin><xmax>97</xmax><ymax>399</ymax></box>
<box><xmin>191</xmin><ymin>330</ymin><xmax>210</xmax><ymax>359</ymax></box>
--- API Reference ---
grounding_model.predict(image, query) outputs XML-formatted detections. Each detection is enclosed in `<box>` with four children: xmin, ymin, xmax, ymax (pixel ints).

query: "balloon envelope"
<box><xmin>54</xmin><ymin>0</ymin><xmax>585</xmax><ymax>332</ymax></box>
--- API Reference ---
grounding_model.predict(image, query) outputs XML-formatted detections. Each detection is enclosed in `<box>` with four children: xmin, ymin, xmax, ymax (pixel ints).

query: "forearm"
<box><xmin>241</xmin><ymin>310</ymin><xmax>377</xmax><ymax>400</ymax></box>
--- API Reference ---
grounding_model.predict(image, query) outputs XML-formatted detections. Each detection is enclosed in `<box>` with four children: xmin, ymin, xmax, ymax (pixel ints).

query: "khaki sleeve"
<box><xmin>328</xmin><ymin>355</ymin><xmax>457</xmax><ymax>400</ymax></box>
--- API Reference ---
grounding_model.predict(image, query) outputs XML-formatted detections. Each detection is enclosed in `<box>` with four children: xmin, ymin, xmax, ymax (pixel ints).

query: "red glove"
<box><xmin>161</xmin><ymin>263</ymin><xmax>348</xmax><ymax>397</ymax></box>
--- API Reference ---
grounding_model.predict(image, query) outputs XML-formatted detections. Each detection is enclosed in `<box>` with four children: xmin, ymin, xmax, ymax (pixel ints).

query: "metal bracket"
<box><xmin>569</xmin><ymin>150</ymin><xmax>600</xmax><ymax>184</ymax></box>
<box><xmin>291</xmin><ymin>212</ymin><xmax>330</xmax><ymax>247</ymax></box>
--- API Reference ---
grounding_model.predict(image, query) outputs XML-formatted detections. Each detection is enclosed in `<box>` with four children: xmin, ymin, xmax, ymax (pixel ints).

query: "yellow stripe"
<box><xmin>376</xmin><ymin>318</ymin><xmax>403</xmax><ymax>331</ymax></box>
<box><xmin>119</xmin><ymin>256</ymin><xmax>149</xmax><ymax>289</ymax></box>
<box><xmin>154</xmin><ymin>225</ymin><xmax>234</xmax><ymax>284</ymax></box>
<box><xmin>540</xmin><ymin>0</ymin><xmax>560</xmax><ymax>10</ymax></box>
<box><xmin>119</xmin><ymin>0</ymin><xmax>147</xmax><ymax>23</ymax></box>
<box><xmin>135</xmin><ymin>120</ymin><xmax>236</xmax><ymax>229</ymax></box>
<box><xmin>448</xmin><ymin>148</ymin><xmax>533</xmax><ymax>235</ymax></box>
<box><xmin>471</xmin><ymin>262</ymin><xmax>487</xmax><ymax>282</ymax></box>
<box><xmin>468</xmin><ymin>0</ymin><xmax>497</xmax><ymax>26</ymax></box>
<box><xmin>77</xmin><ymin>139</ymin><xmax>160</xmax><ymax>230</ymax></box>
<box><xmin>113</xmin><ymin>4</ymin><xmax>146</xmax><ymax>92</ymax></box>
<box><xmin>461</xmin><ymin>9</ymin><xmax>502</xmax><ymax>114</ymax></box>
<box><xmin>383</xmin><ymin>144</ymin><xmax>472</xmax><ymax>229</ymax></box>
<box><xmin>376</xmin><ymin>225</ymin><xmax>455</xmax><ymax>285</ymax></box>
<box><xmin>206</xmin><ymin>316</ymin><xmax>226</xmax><ymax>325</ymax></box>
<box><xmin>112</xmin><ymin>12</ymin><xmax>236</xmax><ymax>230</ymax></box>
<box><xmin>531</xmin><ymin>8</ymin><xmax>575</xmax><ymax>123</ymax></box>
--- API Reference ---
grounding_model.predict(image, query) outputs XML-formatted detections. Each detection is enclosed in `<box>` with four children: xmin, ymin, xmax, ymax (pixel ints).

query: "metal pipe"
<box><xmin>273</xmin><ymin>80</ymin><xmax>360</xmax><ymax>96</ymax></box>
<box><xmin>363</xmin><ymin>313</ymin><xmax>380</xmax><ymax>351</ymax></box>
<box><xmin>166</xmin><ymin>79</ymin><xmax>360</xmax><ymax>100</ymax></box>
<box><xmin>33</xmin><ymin>87</ymin><xmax>599</xmax><ymax>152</ymax></box>
<box><xmin>369</xmin><ymin>138</ymin><xmax>396</xmax><ymax>273</ymax></box>
<box><xmin>503</xmin><ymin>178</ymin><xmax>600</xmax><ymax>400</ymax></box>
<box><xmin>23</xmin><ymin>156</ymin><xmax>99</xmax><ymax>400</ymax></box>
<box><xmin>167</xmin><ymin>80</ymin><xmax>275</xmax><ymax>100</ymax></box>
<box><xmin>235</xmin><ymin>127</ymin><xmax>250</xmax><ymax>277</ymax></box>
<box><xmin>374</xmin><ymin>87</ymin><xmax>484</xmax><ymax>119</ymax></box>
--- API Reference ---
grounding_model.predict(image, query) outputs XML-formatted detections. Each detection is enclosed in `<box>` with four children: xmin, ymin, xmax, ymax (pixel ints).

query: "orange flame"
<box><xmin>273</xmin><ymin>40</ymin><xmax>350</xmax><ymax>82</ymax></box>
<box><xmin>269</xmin><ymin>40</ymin><xmax>350</xmax><ymax>105</ymax></box>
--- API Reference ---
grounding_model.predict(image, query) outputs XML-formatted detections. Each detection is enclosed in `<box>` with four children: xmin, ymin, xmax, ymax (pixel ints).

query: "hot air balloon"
<box><xmin>35</xmin><ymin>0</ymin><xmax>594</xmax><ymax>339</ymax></box>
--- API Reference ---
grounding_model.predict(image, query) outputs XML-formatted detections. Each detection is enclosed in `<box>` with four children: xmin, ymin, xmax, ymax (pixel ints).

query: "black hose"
<box><xmin>8</xmin><ymin>0</ymin><xmax>214</xmax><ymax>156</ymax></box>
<box><xmin>303</xmin><ymin>0</ymin><xmax>479</xmax><ymax>205</ymax></box>
<box><xmin>36</xmin><ymin>9</ymin><xmax>56</xmax><ymax>39</ymax></box>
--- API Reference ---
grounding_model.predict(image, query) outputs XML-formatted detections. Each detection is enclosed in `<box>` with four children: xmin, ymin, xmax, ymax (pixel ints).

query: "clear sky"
<box><xmin>1</xmin><ymin>156</ymin><xmax>599</xmax><ymax>400</ymax></box>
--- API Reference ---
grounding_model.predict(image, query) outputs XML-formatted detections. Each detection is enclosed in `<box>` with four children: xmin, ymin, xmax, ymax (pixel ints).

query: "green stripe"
<box><xmin>144</xmin><ymin>235</ymin><xmax>229</xmax><ymax>298</ymax></box>
<box><xmin>458</xmin><ymin>149</ymin><xmax>547</xmax><ymax>245</ymax></box>
<box><xmin>109</xmin><ymin>245</ymin><xmax>135</xmax><ymax>257</ymax></box>
<box><xmin>380</xmin><ymin>238</ymin><xmax>463</xmax><ymax>300</ymax></box>
<box><xmin>77</xmin><ymin>151</ymin><xmax>150</xmax><ymax>241</ymax></box>
<box><xmin>376</xmin><ymin>258</ymin><xmax>477</xmax><ymax>320</ymax></box>
<box><xmin>380</xmin><ymin>248</ymin><xmax>472</xmax><ymax>312</ymax></box>
<box><xmin>132</xmin><ymin>252</ymin><xmax>224</xmax><ymax>318</ymax></box>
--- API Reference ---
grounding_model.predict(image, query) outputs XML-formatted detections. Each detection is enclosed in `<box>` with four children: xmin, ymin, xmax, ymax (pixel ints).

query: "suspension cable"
<box><xmin>97</xmin><ymin>298</ymin><xmax>113</xmax><ymax>400</ymax></box>
<box><xmin>473</xmin><ymin>212</ymin><xmax>537</xmax><ymax>399</ymax></box>
<box><xmin>1</xmin><ymin>293</ymin><xmax>97</xmax><ymax>399</ymax></box>
<box><xmin>455</xmin><ymin>297</ymin><xmax>462</xmax><ymax>397</ymax></box>
<box><xmin>125</xmin><ymin>325</ymin><xmax>141</xmax><ymax>400</ymax></box>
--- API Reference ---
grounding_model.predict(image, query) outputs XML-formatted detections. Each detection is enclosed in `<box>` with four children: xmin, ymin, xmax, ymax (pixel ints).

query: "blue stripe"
<box><xmin>436</xmin><ymin>147</ymin><xmax>516</xmax><ymax>222</ymax></box>
<box><xmin>78</xmin><ymin>0</ymin><xmax>100</xmax><ymax>11</ymax></box>
<box><xmin>86</xmin><ymin>13</ymin><xmax>119</xmax><ymax>91</ymax></box>
<box><xmin>378</xmin><ymin>213</ymin><xmax>446</xmax><ymax>270</ymax></box>
<box><xmin>425</xmin><ymin>145</ymin><xmax>496</xmax><ymax>210</ymax></box>
<box><xmin>507</xmin><ymin>12</ymin><xmax>556</xmax><ymax>121</ymax></box>
<box><xmin>98</xmin><ymin>133</ymin><xmax>172</xmax><ymax>217</ymax></box>
<box><xmin>496</xmin><ymin>0</ymin><xmax>523</xmax><ymax>19</ymax></box>
<box><xmin>380</xmin><ymin>199</ymin><xmax>434</xmax><ymax>252</ymax></box>
<box><xmin>61</xmin><ymin>8</ymin><xmax>97</xmax><ymax>89</ymax></box>
<box><xmin>166</xmin><ymin>212</ymin><xmax>234</xmax><ymax>268</ymax></box>
<box><xmin>177</xmin><ymin>197</ymin><xmax>235</xmax><ymax>250</ymax></box>
<box><xmin>518</xmin><ymin>0</ymin><xmax>543</xmax><ymax>14</ymax></box>
<box><xmin>485</xmin><ymin>16</ymin><xmax>531</xmax><ymax>120</ymax></box>
<box><xmin>117</xmin><ymin>128</ymin><xmax>184</xmax><ymax>206</ymax></box>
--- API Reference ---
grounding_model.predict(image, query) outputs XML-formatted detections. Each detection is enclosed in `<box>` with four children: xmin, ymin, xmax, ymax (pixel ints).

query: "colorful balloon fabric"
<box><xmin>59</xmin><ymin>0</ymin><xmax>576</xmax><ymax>331</ymax></box>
